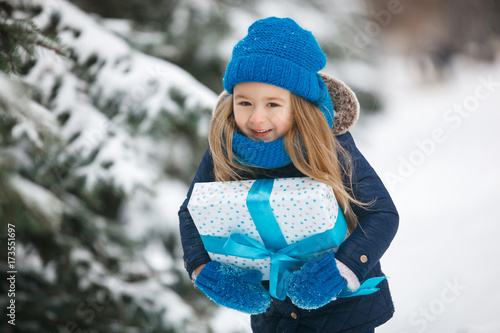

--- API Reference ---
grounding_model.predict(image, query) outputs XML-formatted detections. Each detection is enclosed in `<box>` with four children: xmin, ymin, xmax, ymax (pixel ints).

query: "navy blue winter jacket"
<box><xmin>178</xmin><ymin>131</ymin><xmax>399</xmax><ymax>333</ymax></box>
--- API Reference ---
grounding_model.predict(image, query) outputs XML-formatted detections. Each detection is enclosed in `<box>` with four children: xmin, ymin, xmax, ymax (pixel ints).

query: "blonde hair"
<box><xmin>209</xmin><ymin>94</ymin><xmax>365</xmax><ymax>232</ymax></box>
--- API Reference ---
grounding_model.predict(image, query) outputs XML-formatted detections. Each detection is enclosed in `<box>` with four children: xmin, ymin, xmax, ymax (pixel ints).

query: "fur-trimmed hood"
<box><xmin>212</xmin><ymin>72</ymin><xmax>359</xmax><ymax>135</ymax></box>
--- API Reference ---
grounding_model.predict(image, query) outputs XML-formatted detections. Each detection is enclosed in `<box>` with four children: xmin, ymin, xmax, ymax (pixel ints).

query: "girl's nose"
<box><xmin>249</xmin><ymin>106</ymin><xmax>266</xmax><ymax>124</ymax></box>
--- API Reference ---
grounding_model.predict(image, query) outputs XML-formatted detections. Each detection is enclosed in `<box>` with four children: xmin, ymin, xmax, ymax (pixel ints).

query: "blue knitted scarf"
<box><xmin>232</xmin><ymin>131</ymin><xmax>292</xmax><ymax>168</ymax></box>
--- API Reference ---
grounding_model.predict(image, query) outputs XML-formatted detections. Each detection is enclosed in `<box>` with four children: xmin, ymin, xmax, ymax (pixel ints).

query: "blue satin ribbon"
<box><xmin>246</xmin><ymin>178</ymin><xmax>288</xmax><ymax>252</ymax></box>
<box><xmin>200</xmin><ymin>178</ymin><xmax>385</xmax><ymax>300</ymax></box>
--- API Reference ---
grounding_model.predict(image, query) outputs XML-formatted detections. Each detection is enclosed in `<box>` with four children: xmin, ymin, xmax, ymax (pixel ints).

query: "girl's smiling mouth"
<box><xmin>252</xmin><ymin>129</ymin><xmax>272</xmax><ymax>138</ymax></box>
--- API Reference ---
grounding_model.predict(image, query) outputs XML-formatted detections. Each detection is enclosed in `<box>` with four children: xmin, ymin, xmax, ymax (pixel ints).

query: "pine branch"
<box><xmin>34</xmin><ymin>33</ymin><xmax>68</xmax><ymax>56</ymax></box>
<box><xmin>15</xmin><ymin>38</ymin><xmax>35</xmax><ymax>57</ymax></box>
<box><xmin>6</xmin><ymin>19</ymin><xmax>61</xmax><ymax>52</ymax></box>
<box><xmin>0</xmin><ymin>9</ymin><xmax>67</xmax><ymax>74</ymax></box>
<box><xmin>0</xmin><ymin>29</ymin><xmax>19</xmax><ymax>72</ymax></box>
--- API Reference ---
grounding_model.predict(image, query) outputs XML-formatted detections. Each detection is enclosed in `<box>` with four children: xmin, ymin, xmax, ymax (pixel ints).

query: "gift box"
<box><xmin>188</xmin><ymin>177</ymin><xmax>348</xmax><ymax>299</ymax></box>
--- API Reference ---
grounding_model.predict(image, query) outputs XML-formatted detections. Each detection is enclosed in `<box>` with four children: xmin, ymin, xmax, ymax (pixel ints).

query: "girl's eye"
<box><xmin>267</xmin><ymin>103</ymin><xmax>280</xmax><ymax>107</ymax></box>
<box><xmin>239</xmin><ymin>101</ymin><xmax>251</xmax><ymax>106</ymax></box>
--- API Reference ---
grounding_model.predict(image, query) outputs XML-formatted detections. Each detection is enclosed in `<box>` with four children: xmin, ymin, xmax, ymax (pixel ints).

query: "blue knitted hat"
<box><xmin>223</xmin><ymin>17</ymin><xmax>334</xmax><ymax>127</ymax></box>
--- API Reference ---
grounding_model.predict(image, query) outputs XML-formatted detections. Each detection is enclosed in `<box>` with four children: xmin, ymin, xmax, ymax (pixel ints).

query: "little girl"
<box><xmin>179</xmin><ymin>17</ymin><xmax>399</xmax><ymax>333</ymax></box>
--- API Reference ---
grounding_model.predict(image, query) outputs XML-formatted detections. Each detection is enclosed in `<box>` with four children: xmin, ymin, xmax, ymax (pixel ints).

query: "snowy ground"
<box><xmin>205</xmin><ymin>58</ymin><xmax>500</xmax><ymax>332</ymax></box>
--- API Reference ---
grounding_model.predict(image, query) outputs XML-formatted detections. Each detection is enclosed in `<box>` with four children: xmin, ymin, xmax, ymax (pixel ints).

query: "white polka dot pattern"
<box><xmin>188</xmin><ymin>177</ymin><xmax>341</xmax><ymax>280</ymax></box>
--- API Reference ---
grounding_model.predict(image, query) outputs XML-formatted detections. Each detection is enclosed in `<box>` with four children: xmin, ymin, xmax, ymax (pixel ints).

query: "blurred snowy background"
<box><xmin>0</xmin><ymin>0</ymin><xmax>499</xmax><ymax>332</ymax></box>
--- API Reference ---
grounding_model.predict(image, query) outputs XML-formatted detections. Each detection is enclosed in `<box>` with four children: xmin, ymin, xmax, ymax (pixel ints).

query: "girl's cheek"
<box><xmin>233</xmin><ymin>112</ymin><xmax>243</xmax><ymax>128</ymax></box>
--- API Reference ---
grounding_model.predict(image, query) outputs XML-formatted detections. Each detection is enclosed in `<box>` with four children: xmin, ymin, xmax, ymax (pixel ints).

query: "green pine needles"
<box><xmin>0</xmin><ymin>1</ymin><xmax>66</xmax><ymax>74</ymax></box>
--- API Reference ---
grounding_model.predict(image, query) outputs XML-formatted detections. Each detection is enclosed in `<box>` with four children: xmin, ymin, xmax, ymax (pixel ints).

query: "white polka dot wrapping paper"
<box><xmin>187</xmin><ymin>177</ymin><xmax>348</xmax><ymax>283</ymax></box>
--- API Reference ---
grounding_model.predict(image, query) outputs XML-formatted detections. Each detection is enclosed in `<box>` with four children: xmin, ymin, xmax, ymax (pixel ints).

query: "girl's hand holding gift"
<box><xmin>194</xmin><ymin>261</ymin><xmax>271</xmax><ymax>314</ymax></box>
<box><xmin>286</xmin><ymin>251</ymin><xmax>346</xmax><ymax>310</ymax></box>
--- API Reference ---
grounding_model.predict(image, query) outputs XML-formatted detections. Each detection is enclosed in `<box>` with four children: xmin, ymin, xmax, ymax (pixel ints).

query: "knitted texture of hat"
<box><xmin>223</xmin><ymin>16</ymin><xmax>334</xmax><ymax>128</ymax></box>
<box><xmin>232</xmin><ymin>131</ymin><xmax>291</xmax><ymax>168</ymax></box>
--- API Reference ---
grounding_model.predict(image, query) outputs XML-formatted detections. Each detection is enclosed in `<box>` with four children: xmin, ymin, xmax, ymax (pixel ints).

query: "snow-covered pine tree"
<box><xmin>1</xmin><ymin>0</ymin><xmax>218</xmax><ymax>332</ymax></box>
<box><xmin>69</xmin><ymin>0</ymin><xmax>232</xmax><ymax>93</ymax></box>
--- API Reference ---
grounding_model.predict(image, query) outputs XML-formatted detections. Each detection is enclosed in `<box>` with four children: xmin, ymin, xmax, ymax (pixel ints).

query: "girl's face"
<box><xmin>233</xmin><ymin>82</ymin><xmax>293</xmax><ymax>142</ymax></box>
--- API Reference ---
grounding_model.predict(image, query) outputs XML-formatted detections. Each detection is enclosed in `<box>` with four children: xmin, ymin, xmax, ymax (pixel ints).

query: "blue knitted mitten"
<box><xmin>286</xmin><ymin>251</ymin><xmax>347</xmax><ymax>309</ymax></box>
<box><xmin>195</xmin><ymin>261</ymin><xmax>271</xmax><ymax>314</ymax></box>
